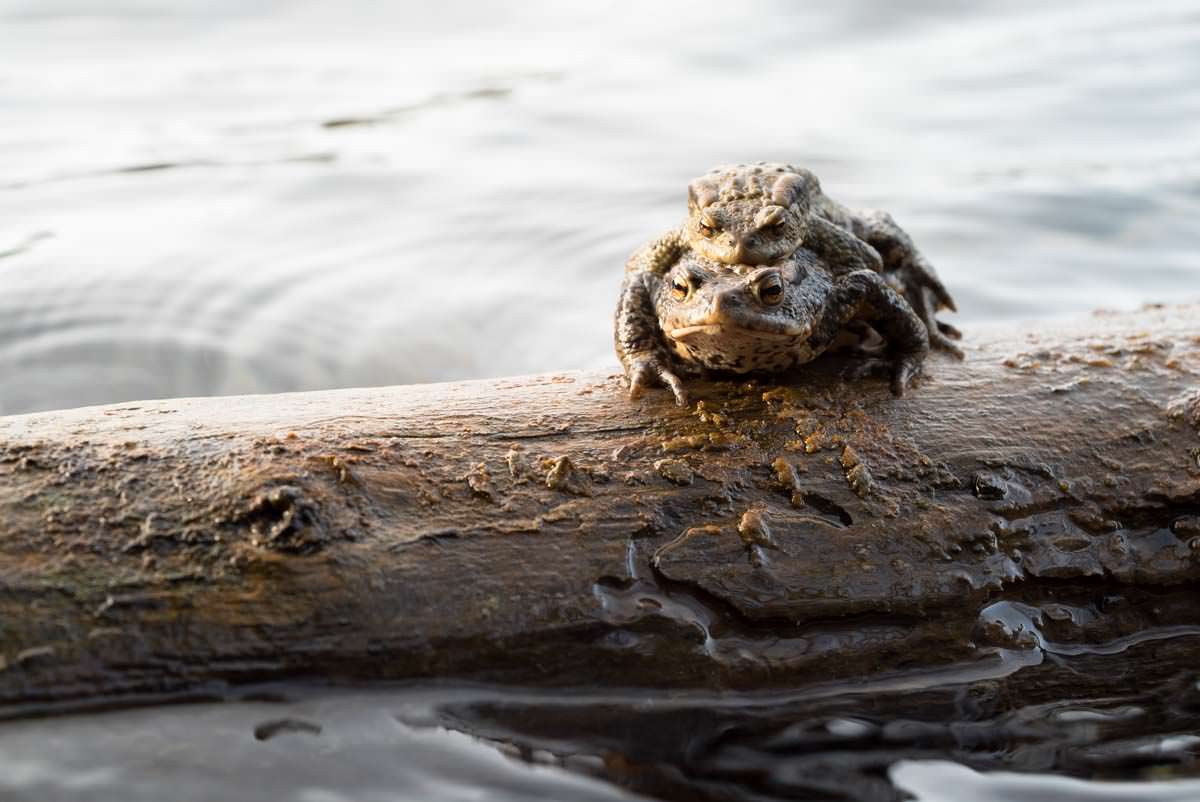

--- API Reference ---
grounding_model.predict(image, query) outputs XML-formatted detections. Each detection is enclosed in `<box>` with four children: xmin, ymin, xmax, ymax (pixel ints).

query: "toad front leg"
<box><xmin>809</xmin><ymin>270</ymin><xmax>930</xmax><ymax>396</ymax></box>
<box><xmin>614</xmin><ymin>272</ymin><xmax>689</xmax><ymax>405</ymax></box>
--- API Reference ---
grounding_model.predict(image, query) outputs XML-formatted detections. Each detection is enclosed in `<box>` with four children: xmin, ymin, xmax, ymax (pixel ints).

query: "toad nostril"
<box><xmin>712</xmin><ymin>289</ymin><xmax>740</xmax><ymax>317</ymax></box>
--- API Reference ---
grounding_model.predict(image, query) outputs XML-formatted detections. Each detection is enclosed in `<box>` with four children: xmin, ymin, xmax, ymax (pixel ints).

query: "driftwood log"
<box><xmin>1</xmin><ymin>303</ymin><xmax>1198</xmax><ymax>719</ymax></box>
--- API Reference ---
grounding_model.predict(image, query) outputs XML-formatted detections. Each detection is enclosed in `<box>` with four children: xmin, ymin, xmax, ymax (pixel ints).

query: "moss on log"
<box><xmin>0</xmin><ymin>304</ymin><xmax>1198</xmax><ymax>717</ymax></box>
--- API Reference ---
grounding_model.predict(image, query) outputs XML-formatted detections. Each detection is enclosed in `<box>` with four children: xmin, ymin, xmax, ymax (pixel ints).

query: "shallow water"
<box><xmin>2</xmin><ymin>2</ymin><xmax>1199</xmax><ymax>800</ymax></box>
<box><xmin>1</xmin><ymin>0</ymin><xmax>1198</xmax><ymax>415</ymax></box>
<box><xmin>2</xmin><ymin>656</ymin><xmax>1199</xmax><ymax>802</ymax></box>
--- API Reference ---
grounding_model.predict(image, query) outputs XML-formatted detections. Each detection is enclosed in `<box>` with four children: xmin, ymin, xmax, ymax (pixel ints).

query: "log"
<box><xmin>1</xmin><ymin>303</ymin><xmax>1198</xmax><ymax>719</ymax></box>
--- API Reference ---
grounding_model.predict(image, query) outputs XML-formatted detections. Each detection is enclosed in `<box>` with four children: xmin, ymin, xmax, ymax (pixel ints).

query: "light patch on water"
<box><xmin>0</xmin><ymin>693</ymin><xmax>645</xmax><ymax>802</ymax></box>
<box><xmin>891</xmin><ymin>760</ymin><xmax>1200</xmax><ymax>802</ymax></box>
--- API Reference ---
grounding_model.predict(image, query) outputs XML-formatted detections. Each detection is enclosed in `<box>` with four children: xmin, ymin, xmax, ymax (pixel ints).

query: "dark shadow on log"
<box><xmin>0</xmin><ymin>303</ymin><xmax>1198</xmax><ymax>726</ymax></box>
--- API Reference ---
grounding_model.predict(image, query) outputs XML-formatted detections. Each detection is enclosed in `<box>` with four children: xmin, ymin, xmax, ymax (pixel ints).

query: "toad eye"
<box><xmin>670</xmin><ymin>277</ymin><xmax>690</xmax><ymax>300</ymax></box>
<box><xmin>755</xmin><ymin>275</ymin><xmax>785</xmax><ymax>306</ymax></box>
<box><xmin>697</xmin><ymin>215</ymin><xmax>719</xmax><ymax>238</ymax></box>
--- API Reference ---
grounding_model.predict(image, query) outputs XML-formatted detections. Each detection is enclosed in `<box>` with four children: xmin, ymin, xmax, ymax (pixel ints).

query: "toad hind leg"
<box><xmin>910</xmin><ymin>283</ymin><xmax>965</xmax><ymax>359</ymax></box>
<box><xmin>614</xmin><ymin>272</ymin><xmax>688</xmax><ymax>405</ymax></box>
<box><xmin>811</xmin><ymin>270</ymin><xmax>930</xmax><ymax>396</ymax></box>
<box><xmin>845</xmin><ymin>209</ymin><xmax>962</xmax><ymax>357</ymax></box>
<box><xmin>848</xmin><ymin>210</ymin><xmax>955</xmax><ymax>309</ymax></box>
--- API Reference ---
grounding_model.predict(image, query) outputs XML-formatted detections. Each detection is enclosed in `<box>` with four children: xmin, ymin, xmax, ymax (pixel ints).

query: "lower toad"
<box><xmin>615</xmin><ymin>247</ymin><xmax>929</xmax><ymax>405</ymax></box>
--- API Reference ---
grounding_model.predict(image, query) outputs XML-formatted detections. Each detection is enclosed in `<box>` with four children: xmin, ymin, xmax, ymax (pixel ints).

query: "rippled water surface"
<box><xmin>2</xmin><ymin>2</ymin><xmax>1199</xmax><ymax>800</ymax></box>
<box><xmin>2</xmin><ymin>0</ymin><xmax>1198</xmax><ymax>414</ymax></box>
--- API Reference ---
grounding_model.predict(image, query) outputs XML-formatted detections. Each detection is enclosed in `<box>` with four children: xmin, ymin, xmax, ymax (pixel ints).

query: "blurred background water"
<box><xmin>2</xmin><ymin>2</ymin><xmax>1200</xmax><ymax>801</ymax></box>
<box><xmin>1</xmin><ymin>0</ymin><xmax>1197</xmax><ymax>415</ymax></box>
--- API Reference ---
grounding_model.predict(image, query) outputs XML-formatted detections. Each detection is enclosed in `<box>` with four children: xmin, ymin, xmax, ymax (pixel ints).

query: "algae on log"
<box><xmin>0</xmin><ymin>304</ymin><xmax>1198</xmax><ymax>716</ymax></box>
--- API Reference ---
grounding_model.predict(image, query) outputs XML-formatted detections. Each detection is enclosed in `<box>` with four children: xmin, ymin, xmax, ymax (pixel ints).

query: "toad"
<box><xmin>615</xmin><ymin>246</ymin><xmax>929</xmax><ymax>405</ymax></box>
<box><xmin>628</xmin><ymin>162</ymin><xmax>961</xmax><ymax>356</ymax></box>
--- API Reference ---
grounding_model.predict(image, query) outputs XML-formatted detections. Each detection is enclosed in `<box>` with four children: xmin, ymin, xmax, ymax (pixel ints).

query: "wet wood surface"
<box><xmin>0</xmin><ymin>304</ymin><xmax>1198</xmax><ymax>717</ymax></box>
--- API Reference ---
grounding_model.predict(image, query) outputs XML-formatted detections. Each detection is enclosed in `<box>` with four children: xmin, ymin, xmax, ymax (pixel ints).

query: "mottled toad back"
<box><xmin>615</xmin><ymin>247</ymin><xmax>929</xmax><ymax>405</ymax></box>
<box><xmin>685</xmin><ymin>164</ymin><xmax>820</xmax><ymax>267</ymax></box>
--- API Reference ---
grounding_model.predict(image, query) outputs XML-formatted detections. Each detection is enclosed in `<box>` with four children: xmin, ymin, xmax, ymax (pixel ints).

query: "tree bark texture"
<box><xmin>1</xmin><ymin>304</ymin><xmax>1198</xmax><ymax>717</ymax></box>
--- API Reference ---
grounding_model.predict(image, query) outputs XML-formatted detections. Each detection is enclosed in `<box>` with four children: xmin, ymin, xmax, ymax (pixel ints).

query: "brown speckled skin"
<box><xmin>615</xmin><ymin>246</ymin><xmax>929</xmax><ymax>406</ymax></box>
<box><xmin>662</xmin><ymin>163</ymin><xmax>961</xmax><ymax>355</ymax></box>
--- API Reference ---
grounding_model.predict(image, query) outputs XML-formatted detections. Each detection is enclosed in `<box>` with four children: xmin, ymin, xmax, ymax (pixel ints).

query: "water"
<box><xmin>2</xmin><ymin>664</ymin><xmax>1199</xmax><ymax>802</ymax></box>
<box><xmin>2</xmin><ymin>1</ymin><xmax>1200</xmax><ymax>799</ymax></box>
<box><xmin>1</xmin><ymin>0</ymin><xmax>1198</xmax><ymax>415</ymax></box>
<box><xmin>0</xmin><ymin>689</ymin><xmax>644</xmax><ymax>802</ymax></box>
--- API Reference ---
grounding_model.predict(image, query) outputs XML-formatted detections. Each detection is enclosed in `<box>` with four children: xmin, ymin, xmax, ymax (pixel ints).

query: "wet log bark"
<box><xmin>0</xmin><ymin>304</ymin><xmax>1198</xmax><ymax>717</ymax></box>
